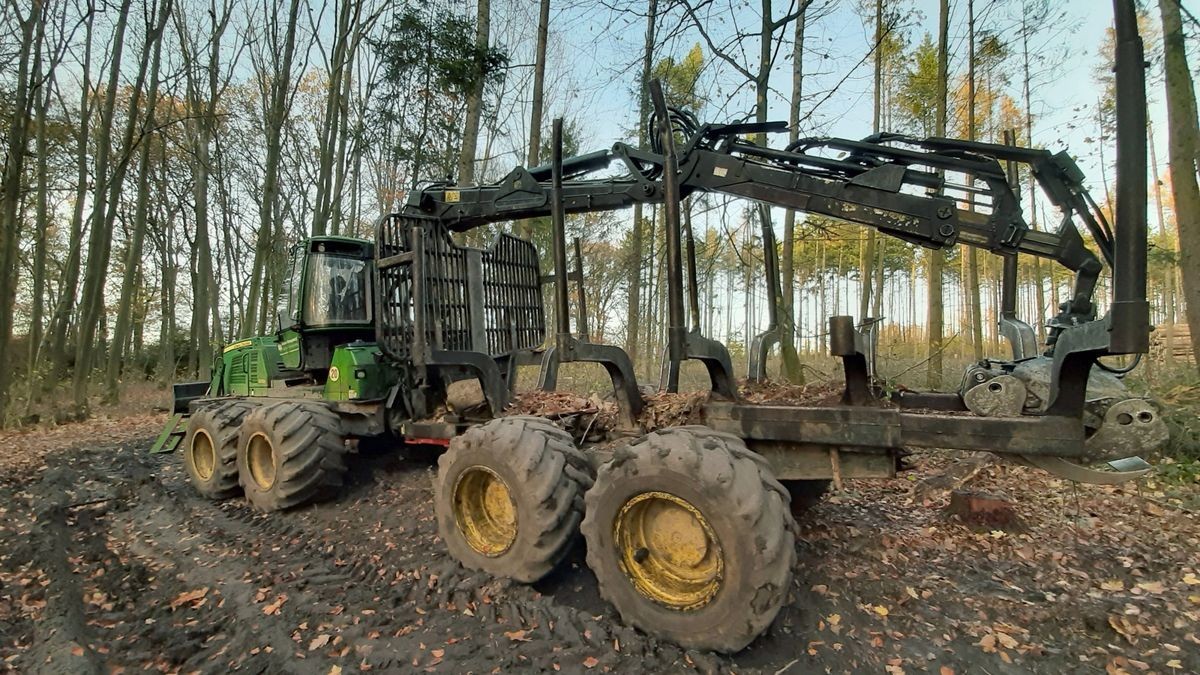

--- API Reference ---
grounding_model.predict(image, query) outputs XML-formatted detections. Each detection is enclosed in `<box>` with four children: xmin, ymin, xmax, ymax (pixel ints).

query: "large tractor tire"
<box><xmin>435</xmin><ymin>416</ymin><xmax>592</xmax><ymax>583</ymax></box>
<box><xmin>236</xmin><ymin>401</ymin><xmax>348</xmax><ymax>511</ymax></box>
<box><xmin>581</xmin><ymin>426</ymin><xmax>795</xmax><ymax>653</ymax></box>
<box><xmin>182</xmin><ymin>400</ymin><xmax>257</xmax><ymax>500</ymax></box>
<box><xmin>781</xmin><ymin>479</ymin><xmax>831</xmax><ymax>518</ymax></box>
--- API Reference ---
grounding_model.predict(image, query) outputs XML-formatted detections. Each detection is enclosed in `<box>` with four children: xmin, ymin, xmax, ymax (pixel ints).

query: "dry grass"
<box><xmin>7</xmin><ymin>379</ymin><xmax>172</xmax><ymax>428</ymax></box>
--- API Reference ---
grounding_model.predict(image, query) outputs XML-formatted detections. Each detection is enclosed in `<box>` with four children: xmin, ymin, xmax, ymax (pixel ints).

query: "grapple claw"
<box><xmin>1018</xmin><ymin>455</ymin><xmax>1151</xmax><ymax>485</ymax></box>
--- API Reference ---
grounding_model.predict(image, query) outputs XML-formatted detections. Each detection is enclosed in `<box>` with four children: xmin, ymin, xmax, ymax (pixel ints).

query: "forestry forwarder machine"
<box><xmin>157</xmin><ymin>4</ymin><xmax>1165</xmax><ymax>652</ymax></box>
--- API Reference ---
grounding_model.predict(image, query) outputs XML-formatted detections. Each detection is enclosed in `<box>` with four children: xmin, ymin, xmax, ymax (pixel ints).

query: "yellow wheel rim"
<box><xmin>453</xmin><ymin>467</ymin><xmax>517</xmax><ymax>557</ymax></box>
<box><xmin>190</xmin><ymin>429</ymin><xmax>216</xmax><ymax>481</ymax></box>
<box><xmin>614</xmin><ymin>491</ymin><xmax>723</xmax><ymax>610</ymax></box>
<box><xmin>247</xmin><ymin>432</ymin><xmax>277</xmax><ymax>490</ymax></box>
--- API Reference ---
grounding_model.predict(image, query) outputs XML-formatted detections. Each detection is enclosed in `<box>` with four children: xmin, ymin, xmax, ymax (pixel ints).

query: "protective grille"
<box><xmin>375</xmin><ymin>213</ymin><xmax>545</xmax><ymax>363</ymax></box>
<box><xmin>482</xmin><ymin>235</ymin><xmax>545</xmax><ymax>355</ymax></box>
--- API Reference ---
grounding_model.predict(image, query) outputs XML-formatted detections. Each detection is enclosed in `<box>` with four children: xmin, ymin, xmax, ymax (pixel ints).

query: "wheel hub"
<box><xmin>614</xmin><ymin>491</ymin><xmax>722</xmax><ymax>610</ymax></box>
<box><xmin>247</xmin><ymin>432</ymin><xmax>277</xmax><ymax>490</ymax></box>
<box><xmin>453</xmin><ymin>467</ymin><xmax>517</xmax><ymax>556</ymax></box>
<box><xmin>190</xmin><ymin>429</ymin><xmax>216</xmax><ymax>481</ymax></box>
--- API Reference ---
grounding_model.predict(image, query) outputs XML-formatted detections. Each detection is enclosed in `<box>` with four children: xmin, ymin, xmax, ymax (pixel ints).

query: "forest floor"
<box><xmin>0</xmin><ymin>415</ymin><xmax>1198</xmax><ymax>674</ymax></box>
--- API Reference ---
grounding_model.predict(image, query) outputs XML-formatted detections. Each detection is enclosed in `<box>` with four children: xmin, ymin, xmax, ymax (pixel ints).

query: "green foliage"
<box><xmin>652</xmin><ymin>43</ymin><xmax>706</xmax><ymax>113</ymax></box>
<box><xmin>897</xmin><ymin>33</ymin><xmax>940</xmax><ymax>136</ymax></box>
<box><xmin>369</xmin><ymin>4</ymin><xmax>509</xmax><ymax>182</ymax></box>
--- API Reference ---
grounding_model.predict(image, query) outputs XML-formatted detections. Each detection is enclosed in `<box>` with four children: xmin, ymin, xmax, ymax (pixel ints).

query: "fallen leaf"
<box><xmin>1137</xmin><ymin>581</ymin><xmax>1165</xmax><ymax>594</ymax></box>
<box><xmin>940</xmin><ymin>667</ymin><xmax>955</xmax><ymax>675</ymax></box>
<box><xmin>263</xmin><ymin>594</ymin><xmax>288</xmax><ymax>615</ymax></box>
<box><xmin>874</xmin><ymin>605</ymin><xmax>890</xmax><ymax>617</ymax></box>
<box><xmin>329</xmin><ymin>666</ymin><xmax>342</xmax><ymax>675</ymax></box>
<box><xmin>432</xmin><ymin>649</ymin><xmax>444</xmax><ymax>658</ymax></box>
<box><xmin>979</xmin><ymin>634</ymin><xmax>997</xmax><ymax>653</ymax></box>
<box><xmin>309</xmin><ymin>634</ymin><xmax>330</xmax><ymax>651</ymax></box>
<box><xmin>1101</xmin><ymin>580</ymin><xmax>1126</xmax><ymax>592</ymax></box>
<box><xmin>170</xmin><ymin>587</ymin><xmax>209</xmax><ymax>611</ymax></box>
<box><xmin>504</xmin><ymin>630</ymin><xmax>531</xmax><ymax>642</ymax></box>
<box><xmin>583</xmin><ymin>656</ymin><xmax>599</xmax><ymax>669</ymax></box>
<box><xmin>1166</xmin><ymin>659</ymin><xmax>1182</xmax><ymax>670</ymax></box>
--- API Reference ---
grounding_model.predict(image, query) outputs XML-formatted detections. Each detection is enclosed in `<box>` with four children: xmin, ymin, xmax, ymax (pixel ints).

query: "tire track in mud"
<box><xmin>3</xmin><ymin>439</ymin><xmax>711</xmax><ymax>673</ymax></box>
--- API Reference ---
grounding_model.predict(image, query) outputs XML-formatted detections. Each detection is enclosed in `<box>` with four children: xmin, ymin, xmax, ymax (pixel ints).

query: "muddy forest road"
<box><xmin>1</xmin><ymin>427</ymin><xmax>1198</xmax><ymax>674</ymax></box>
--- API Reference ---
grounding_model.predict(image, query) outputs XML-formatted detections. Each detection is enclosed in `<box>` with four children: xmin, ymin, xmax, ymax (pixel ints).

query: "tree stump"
<box><xmin>911</xmin><ymin>452</ymin><xmax>993</xmax><ymax>503</ymax></box>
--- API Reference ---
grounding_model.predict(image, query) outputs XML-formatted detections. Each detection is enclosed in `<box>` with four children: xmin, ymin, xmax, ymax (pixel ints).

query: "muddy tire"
<box><xmin>581</xmin><ymin>426</ymin><xmax>795</xmax><ymax>653</ymax></box>
<box><xmin>435</xmin><ymin>416</ymin><xmax>591</xmax><ymax>583</ymax></box>
<box><xmin>182</xmin><ymin>400</ymin><xmax>256</xmax><ymax>500</ymax></box>
<box><xmin>781</xmin><ymin>479</ymin><xmax>830</xmax><ymax>517</ymax></box>
<box><xmin>236</xmin><ymin>401</ymin><xmax>348</xmax><ymax>511</ymax></box>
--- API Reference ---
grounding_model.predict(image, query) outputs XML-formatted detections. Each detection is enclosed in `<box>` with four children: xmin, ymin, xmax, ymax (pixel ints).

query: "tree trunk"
<box><xmin>859</xmin><ymin>0</ymin><xmax>883</xmax><ymax>325</ymax></box>
<box><xmin>926</xmin><ymin>0</ymin><xmax>949</xmax><ymax>389</ymax></box>
<box><xmin>1020</xmin><ymin>11</ymin><xmax>1048</xmax><ymax>343</ymax></box>
<box><xmin>47</xmin><ymin>10</ymin><xmax>95</xmax><ymax>390</ymax></box>
<box><xmin>780</xmin><ymin>7</ymin><xmax>807</xmax><ymax>383</ymax></box>
<box><xmin>457</xmin><ymin>0</ymin><xmax>491</xmax><ymax>185</ymax></box>
<box><xmin>520</xmin><ymin>0</ymin><xmax>551</xmax><ymax>239</ymax></box>
<box><xmin>156</xmin><ymin>160</ymin><xmax>177</xmax><ymax>383</ymax></box>
<box><xmin>71</xmin><ymin>0</ymin><xmax>138</xmax><ymax>416</ymax></box>
<box><xmin>0</xmin><ymin>0</ymin><xmax>44</xmax><ymax>422</ymax></box>
<box><xmin>1158</xmin><ymin>0</ymin><xmax>1200</xmax><ymax>372</ymax></box>
<box><xmin>965</xmin><ymin>0</ymin><xmax>984</xmax><ymax>360</ymax></box>
<box><xmin>312</xmin><ymin>0</ymin><xmax>359</xmax><ymax>236</ymax></box>
<box><xmin>247</xmin><ymin>0</ymin><xmax>302</xmax><ymax>340</ymax></box>
<box><xmin>626</xmin><ymin>0</ymin><xmax>658</xmax><ymax>367</ymax></box>
<box><xmin>1148</xmin><ymin>120</ymin><xmax>1176</xmax><ymax>363</ymax></box>
<box><xmin>25</xmin><ymin>44</ymin><xmax>55</xmax><ymax>412</ymax></box>
<box><xmin>105</xmin><ymin>22</ymin><xmax>166</xmax><ymax>402</ymax></box>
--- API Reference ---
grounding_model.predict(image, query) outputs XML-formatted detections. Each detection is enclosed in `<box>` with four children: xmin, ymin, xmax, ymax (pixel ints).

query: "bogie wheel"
<box><xmin>581</xmin><ymin>426</ymin><xmax>796</xmax><ymax>653</ymax></box>
<box><xmin>435</xmin><ymin>416</ymin><xmax>592</xmax><ymax>583</ymax></box>
<box><xmin>236</xmin><ymin>401</ymin><xmax>348</xmax><ymax>511</ymax></box>
<box><xmin>781</xmin><ymin>479</ymin><xmax>831</xmax><ymax>518</ymax></box>
<box><xmin>182</xmin><ymin>400</ymin><xmax>257</xmax><ymax>499</ymax></box>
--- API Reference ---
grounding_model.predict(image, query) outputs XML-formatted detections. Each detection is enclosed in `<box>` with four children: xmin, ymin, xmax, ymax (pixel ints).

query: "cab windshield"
<box><xmin>304</xmin><ymin>253</ymin><xmax>372</xmax><ymax>326</ymax></box>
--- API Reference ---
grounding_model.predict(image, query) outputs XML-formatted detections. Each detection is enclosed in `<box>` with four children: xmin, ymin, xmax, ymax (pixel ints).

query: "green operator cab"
<box><xmin>206</xmin><ymin>236</ymin><xmax>393</xmax><ymax>404</ymax></box>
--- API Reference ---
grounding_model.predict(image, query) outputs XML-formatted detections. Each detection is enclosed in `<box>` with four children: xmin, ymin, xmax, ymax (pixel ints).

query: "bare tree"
<box><xmin>246</xmin><ymin>0</ymin><xmax>304</xmax><ymax>338</ymax></box>
<box><xmin>519</xmin><ymin>0</ymin><xmax>551</xmax><ymax>239</ymax></box>
<box><xmin>104</xmin><ymin>0</ymin><xmax>170</xmax><ymax>401</ymax></box>
<box><xmin>73</xmin><ymin>0</ymin><xmax>172</xmax><ymax>414</ymax></box>
<box><xmin>0</xmin><ymin>0</ymin><xmax>47</xmax><ymax>420</ymax></box>
<box><xmin>678</xmin><ymin>0</ymin><xmax>811</xmax><ymax>381</ymax></box>
<box><xmin>780</xmin><ymin>4</ymin><xmax>809</xmax><ymax>382</ymax></box>
<box><xmin>625</xmin><ymin>0</ymin><xmax>658</xmax><ymax>369</ymax></box>
<box><xmin>926</xmin><ymin>0</ymin><xmax>949</xmax><ymax>389</ymax></box>
<box><xmin>457</xmin><ymin>0</ymin><xmax>491</xmax><ymax>185</ymax></box>
<box><xmin>1157</xmin><ymin>0</ymin><xmax>1200</xmax><ymax>372</ymax></box>
<box><xmin>310</xmin><ymin>0</ymin><xmax>380</xmax><ymax>236</ymax></box>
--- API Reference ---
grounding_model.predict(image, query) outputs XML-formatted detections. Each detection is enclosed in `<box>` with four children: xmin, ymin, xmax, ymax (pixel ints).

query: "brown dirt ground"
<box><xmin>0</xmin><ymin>414</ymin><xmax>1198</xmax><ymax>674</ymax></box>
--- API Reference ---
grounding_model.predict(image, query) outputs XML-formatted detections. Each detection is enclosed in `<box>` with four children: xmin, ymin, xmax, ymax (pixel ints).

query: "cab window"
<box><xmin>304</xmin><ymin>253</ymin><xmax>372</xmax><ymax>326</ymax></box>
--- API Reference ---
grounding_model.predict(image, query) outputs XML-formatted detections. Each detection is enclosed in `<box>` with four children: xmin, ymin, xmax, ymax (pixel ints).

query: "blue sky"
<box><xmin>530</xmin><ymin>0</ymin><xmax>1168</xmax><ymax>192</ymax></box>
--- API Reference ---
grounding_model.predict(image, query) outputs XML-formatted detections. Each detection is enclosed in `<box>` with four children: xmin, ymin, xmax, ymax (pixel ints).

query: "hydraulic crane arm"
<box><xmin>397</xmin><ymin>113</ymin><xmax>1108</xmax><ymax>335</ymax></box>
